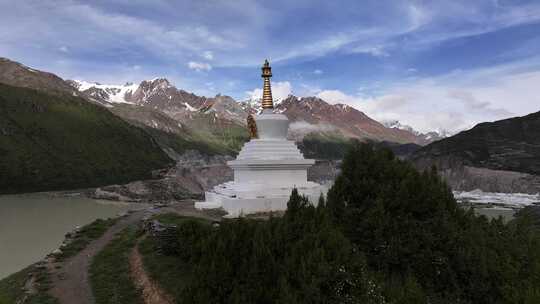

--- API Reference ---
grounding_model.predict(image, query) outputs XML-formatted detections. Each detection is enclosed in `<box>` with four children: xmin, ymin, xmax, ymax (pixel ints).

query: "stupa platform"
<box><xmin>196</xmin><ymin>180</ymin><xmax>326</xmax><ymax>218</ymax></box>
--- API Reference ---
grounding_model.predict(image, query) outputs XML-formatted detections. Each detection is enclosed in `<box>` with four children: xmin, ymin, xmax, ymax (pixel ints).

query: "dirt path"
<box><xmin>129</xmin><ymin>241</ymin><xmax>174</xmax><ymax>304</ymax></box>
<box><xmin>45</xmin><ymin>200</ymin><xmax>219</xmax><ymax>304</ymax></box>
<box><xmin>47</xmin><ymin>211</ymin><xmax>146</xmax><ymax>304</ymax></box>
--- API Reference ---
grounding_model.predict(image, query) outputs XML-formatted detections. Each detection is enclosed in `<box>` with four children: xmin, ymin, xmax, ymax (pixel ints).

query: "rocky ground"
<box><xmin>89</xmin><ymin>151</ymin><xmax>233</xmax><ymax>203</ymax></box>
<box><xmin>88</xmin><ymin>150</ymin><xmax>339</xmax><ymax>204</ymax></box>
<box><xmin>414</xmin><ymin>158</ymin><xmax>540</xmax><ymax>194</ymax></box>
<box><xmin>441</xmin><ymin>165</ymin><xmax>540</xmax><ymax>194</ymax></box>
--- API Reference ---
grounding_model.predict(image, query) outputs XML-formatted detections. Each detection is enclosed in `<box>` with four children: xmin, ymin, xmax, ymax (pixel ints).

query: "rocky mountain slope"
<box><xmin>71</xmin><ymin>79</ymin><xmax>248</xmax><ymax>124</ymax></box>
<box><xmin>274</xmin><ymin>96</ymin><xmax>432</xmax><ymax>144</ymax></box>
<box><xmin>71</xmin><ymin>79</ymin><xmax>250</xmax><ymax>156</ymax></box>
<box><xmin>411</xmin><ymin>111</ymin><xmax>540</xmax><ymax>193</ymax></box>
<box><xmin>0</xmin><ymin>58</ymin><xmax>82</xmax><ymax>98</ymax></box>
<box><xmin>73</xmin><ymin>80</ymin><xmax>437</xmax><ymax>146</ymax></box>
<box><xmin>0</xmin><ymin>58</ymin><xmax>75</xmax><ymax>93</ymax></box>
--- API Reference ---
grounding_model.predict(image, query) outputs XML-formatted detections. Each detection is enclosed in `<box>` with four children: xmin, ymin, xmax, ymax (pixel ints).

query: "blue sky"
<box><xmin>1</xmin><ymin>0</ymin><xmax>540</xmax><ymax>132</ymax></box>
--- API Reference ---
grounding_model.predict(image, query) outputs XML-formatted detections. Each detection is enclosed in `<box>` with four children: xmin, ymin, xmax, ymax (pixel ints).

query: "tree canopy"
<box><xmin>143</xmin><ymin>142</ymin><xmax>540</xmax><ymax>303</ymax></box>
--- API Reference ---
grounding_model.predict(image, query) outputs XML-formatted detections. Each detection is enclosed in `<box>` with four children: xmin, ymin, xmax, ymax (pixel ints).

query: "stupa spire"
<box><xmin>261</xmin><ymin>59</ymin><xmax>274</xmax><ymax>110</ymax></box>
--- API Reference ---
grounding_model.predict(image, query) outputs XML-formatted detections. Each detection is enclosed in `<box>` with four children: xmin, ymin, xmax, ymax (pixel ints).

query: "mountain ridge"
<box><xmin>71</xmin><ymin>78</ymin><xmax>440</xmax><ymax>145</ymax></box>
<box><xmin>411</xmin><ymin>111</ymin><xmax>540</xmax><ymax>193</ymax></box>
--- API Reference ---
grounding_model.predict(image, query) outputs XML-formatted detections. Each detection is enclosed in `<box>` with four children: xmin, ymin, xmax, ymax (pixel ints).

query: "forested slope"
<box><xmin>0</xmin><ymin>83</ymin><xmax>172</xmax><ymax>193</ymax></box>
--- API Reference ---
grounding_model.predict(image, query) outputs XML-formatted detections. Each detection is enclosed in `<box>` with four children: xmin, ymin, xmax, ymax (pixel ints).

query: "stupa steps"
<box><xmin>209</xmin><ymin>182</ymin><xmax>322</xmax><ymax>198</ymax></box>
<box><xmin>238</xmin><ymin>146</ymin><xmax>303</xmax><ymax>155</ymax></box>
<box><xmin>238</xmin><ymin>151</ymin><xmax>303</xmax><ymax>158</ymax></box>
<box><xmin>239</xmin><ymin>148</ymin><xmax>299</xmax><ymax>154</ymax></box>
<box><xmin>241</xmin><ymin>145</ymin><xmax>299</xmax><ymax>149</ymax></box>
<box><xmin>243</xmin><ymin>140</ymin><xmax>297</xmax><ymax>146</ymax></box>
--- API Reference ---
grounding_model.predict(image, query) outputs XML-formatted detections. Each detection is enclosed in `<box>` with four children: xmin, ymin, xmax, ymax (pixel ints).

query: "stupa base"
<box><xmin>195</xmin><ymin>182</ymin><xmax>328</xmax><ymax>218</ymax></box>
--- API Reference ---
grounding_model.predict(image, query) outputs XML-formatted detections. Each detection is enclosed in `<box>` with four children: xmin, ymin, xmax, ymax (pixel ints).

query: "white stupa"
<box><xmin>195</xmin><ymin>60</ymin><xmax>326</xmax><ymax>217</ymax></box>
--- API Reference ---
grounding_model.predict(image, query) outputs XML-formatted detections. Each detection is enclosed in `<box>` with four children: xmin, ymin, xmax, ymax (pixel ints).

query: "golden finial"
<box><xmin>261</xmin><ymin>59</ymin><xmax>273</xmax><ymax>110</ymax></box>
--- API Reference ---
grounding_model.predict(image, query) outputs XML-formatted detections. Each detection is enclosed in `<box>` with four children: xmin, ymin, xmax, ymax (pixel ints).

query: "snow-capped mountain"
<box><xmin>69</xmin><ymin>78</ymin><xmax>248</xmax><ymax>125</ymax></box>
<box><xmin>69</xmin><ymin>78</ymin><xmax>442</xmax><ymax>145</ymax></box>
<box><xmin>383</xmin><ymin>120</ymin><xmax>452</xmax><ymax>144</ymax></box>
<box><xmin>69</xmin><ymin>80</ymin><xmax>139</xmax><ymax>104</ymax></box>
<box><xmin>239</xmin><ymin>94</ymin><xmax>290</xmax><ymax>115</ymax></box>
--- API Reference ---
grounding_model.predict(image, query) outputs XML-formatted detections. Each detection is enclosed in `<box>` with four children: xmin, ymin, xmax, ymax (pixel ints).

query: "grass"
<box><xmin>138</xmin><ymin>236</ymin><xmax>191</xmax><ymax>303</ymax></box>
<box><xmin>151</xmin><ymin>213</ymin><xmax>209</xmax><ymax>226</ymax></box>
<box><xmin>297</xmin><ymin>131</ymin><xmax>353</xmax><ymax>160</ymax></box>
<box><xmin>184</xmin><ymin>114</ymin><xmax>249</xmax><ymax>155</ymax></box>
<box><xmin>89</xmin><ymin>226</ymin><xmax>143</xmax><ymax>304</ymax></box>
<box><xmin>110</xmin><ymin>103</ymin><xmax>241</xmax><ymax>156</ymax></box>
<box><xmin>138</xmin><ymin>213</ymin><xmax>211</xmax><ymax>303</ymax></box>
<box><xmin>0</xmin><ymin>266</ymin><xmax>58</xmax><ymax>304</ymax></box>
<box><xmin>56</xmin><ymin>218</ymin><xmax>117</xmax><ymax>261</ymax></box>
<box><xmin>111</xmin><ymin>103</ymin><xmax>250</xmax><ymax>157</ymax></box>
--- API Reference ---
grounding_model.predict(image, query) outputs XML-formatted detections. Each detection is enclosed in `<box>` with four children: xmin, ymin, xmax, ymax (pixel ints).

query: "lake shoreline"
<box><xmin>0</xmin><ymin>193</ymin><xmax>150</xmax><ymax>279</ymax></box>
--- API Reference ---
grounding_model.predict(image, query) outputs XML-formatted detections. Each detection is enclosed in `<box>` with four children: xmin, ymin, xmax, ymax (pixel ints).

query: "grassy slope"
<box><xmin>0</xmin><ymin>83</ymin><xmax>172</xmax><ymax>194</ymax></box>
<box><xmin>89</xmin><ymin>226</ymin><xmax>142</xmax><ymax>304</ymax></box>
<box><xmin>298</xmin><ymin>132</ymin><xmax>423</xmax><ymax>160</ymax></box>
<box><xmin>412</xmin><ymin>111</ymin><xmax>540</xmax><ymax>174</ymax></box>
<box><xmin>138</xmin><ymin>214</ymin><xmax>211</xmax><ymax>302</ymax></box>
<box><xmin>110</xmin><ymin>104</ymin><xmax>243</xmax><ymax>156</ymax></box>
<box><xmin>0</xmin><ymin>266</ymin><xmax>58</xmax><ymax>304</ymax></box>
<box><xmin>56</xmin><ymin>218</ymin><xmax>117</xmax><ymax>261</ymax></box>
<box><xmin>184</xmin><ymin>114</ymin><xmax>249</xmax><ymax>155</ymax></box>
<box><xmin>297</xmin><ymin>132</ymin><xmax>353</xmax><ymax>160</ymax></box>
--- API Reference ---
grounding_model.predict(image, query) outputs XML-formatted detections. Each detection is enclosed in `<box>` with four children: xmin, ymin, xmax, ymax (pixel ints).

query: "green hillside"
<box><xmin>0</xmin><ymin>83</ymin><xmax>172</xmax><ymax>194</ymax></box>
<box><xmin>412</xmin><ymin>111</ymin><xmax>540</xmax><ymax>174</ymax></box>
<box><xmin>110</xmin><ymin>104</ymin><xmax>249</xmax><ymax>156</ymax></box>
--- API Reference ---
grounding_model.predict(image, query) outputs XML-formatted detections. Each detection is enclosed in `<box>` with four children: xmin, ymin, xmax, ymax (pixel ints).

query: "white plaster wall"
<box><xmin>221</xmin><ymin>189</ymin><xmax>325</xmax><ymax>218</ymax></box>
<box><xmin>234</xmin><ymin>168</ymin><xmax>307</xmax><ymax>184</ymax></box>
<box><xmin>256</xmin><ymin>114</ymin><xmax>289</xmax><ymax>140</ymax></box>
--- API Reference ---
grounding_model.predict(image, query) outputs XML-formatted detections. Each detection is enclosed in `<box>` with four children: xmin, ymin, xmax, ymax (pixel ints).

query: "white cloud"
<box><xmin>246</xmin><ymin>81</ymin><xmax>292</xmax><ymax>102</ymax></box>
<box><xmin>202</xmin><ymin>51</ymin><xmax>214</xmax><ymax>60</ymax></box>
<box><xmin>188</xmin><ymin>61</ymin><xmax>212</xmax><ymax>72</ymax></box>
<box><xmin>312</xmin><ymin>61</ymin><xmax>540</xmax><ymax>133</ymax></box>
<box><xmin>0</xmin><ymin>1</ymin><xmax>244</xmax><ymax>68</ymax></box>
<box><xmin>350</xmin><ymin>45</ymin><xmax>389</xmax><ymax>57</ymax></box>
<box><xmin>313</xmin><ymin>69</ymin><xmax>323</xmax><ymax>75</ymax></box>
<box><xmin>447</xmin><ymin>90</ymin><xmax>512</xmax><ymax>116</ymax></box>
<box><xmin>3</xmin><ymin>0</ymin><xmax>540</xmax><ymax>70</ymax></box>
<box><xmin>240</xmin><ymin>58</ymin><xmax>540</xmax><ymax>132</ymax></box>
<box><xmin>298</xmin><ymin>83</ymin><xmax>322</xmax><ymax>96</ymax></box>
<box><xmin>316</xmin><ymin>90</ymin><xmax>357</xmax><ymax>105</ymax></box>
<box><xmin>288</xmin><ymin>121</ymin><xmax>337</xmax><ymax>139</ymax></box>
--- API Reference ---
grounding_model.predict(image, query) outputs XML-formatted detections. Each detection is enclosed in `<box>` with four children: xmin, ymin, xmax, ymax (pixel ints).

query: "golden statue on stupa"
<box><xmin>247</xmin><ymin>114</ymin><xmax>258</xmax><ymax>139</ymax></box>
